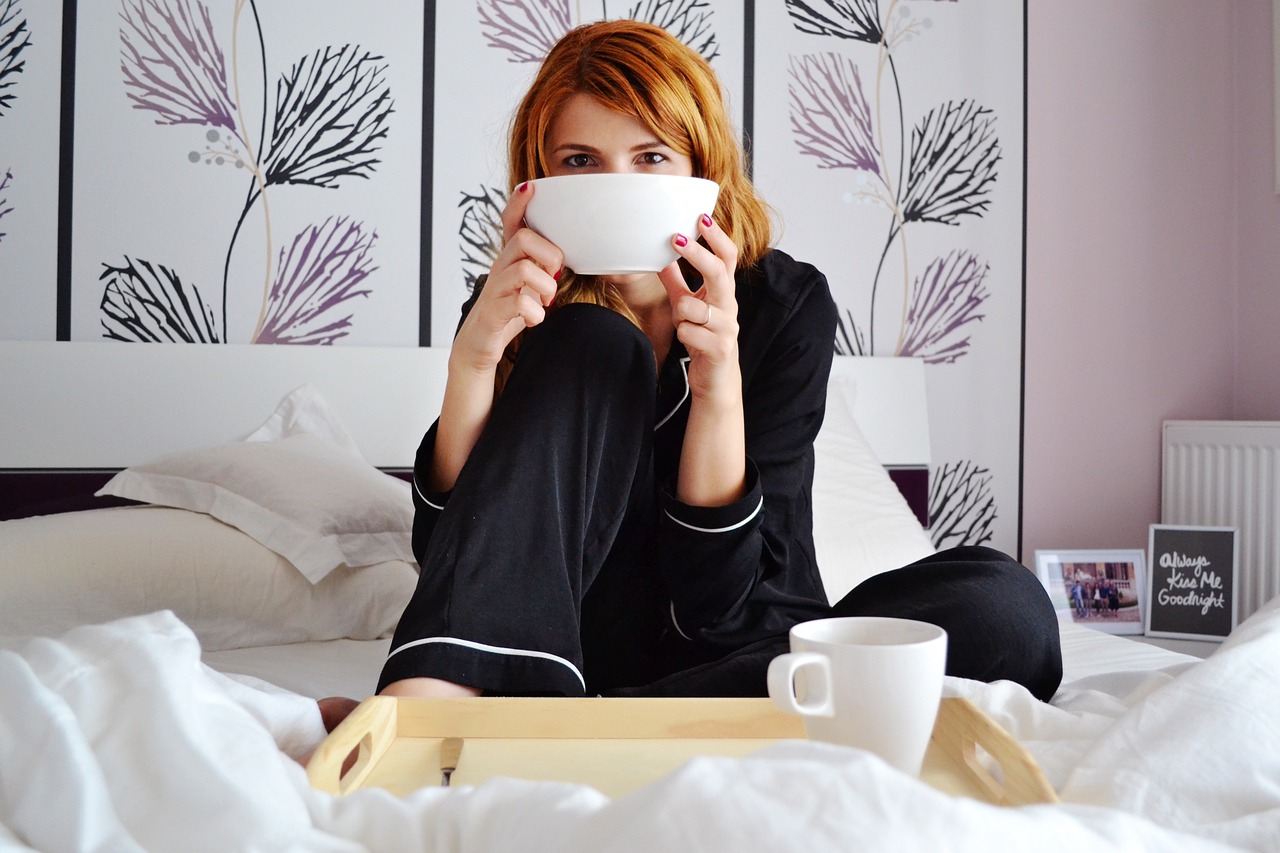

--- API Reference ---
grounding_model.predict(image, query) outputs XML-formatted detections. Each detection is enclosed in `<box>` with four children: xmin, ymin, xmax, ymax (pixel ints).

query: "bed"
<box><xmin>1</xmin><ymin>340</ymin><xmax>1276</xmax><ymax>852</ymax></box>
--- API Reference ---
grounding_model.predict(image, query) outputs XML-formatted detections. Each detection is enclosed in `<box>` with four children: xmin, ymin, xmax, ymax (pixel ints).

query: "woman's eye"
<box><xmin>639</xmin><ymin>151</ymin><xmax>669</xmax><ymax>166</ymax></box>
<box><xmin>564</xmin><ymin>153</ymin><xmax>592</xmax><ymax>168</ymax></box>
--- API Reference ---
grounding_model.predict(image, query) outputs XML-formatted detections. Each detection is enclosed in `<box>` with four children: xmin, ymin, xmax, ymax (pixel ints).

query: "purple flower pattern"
<box><xmin>898</xmin><ymin>250</ymin><xmax>988</xmax><ymax>365</ymax></box>
<box><xmin>787</xmin><ymin>53</ymin><xmax>880</xmax><ymax>174</ymax></box>
<box><xmin>105</xmin><ymin>0</ymin><xmax>394</xmax><ymax>345</ymax></box>
<box><xmin>478</xmin><ymin>0</ymin><xmax>571</xmax><ymax>63</ymax></box>
<box><xmin>119</xmin><ymin>0</ymin><xmax>236</xmax><ymax>130</ymax></box>
<box><xmin>256</xmin><ymin>218</ymin><xmax>377</xmax><ymax>345</ymax></box>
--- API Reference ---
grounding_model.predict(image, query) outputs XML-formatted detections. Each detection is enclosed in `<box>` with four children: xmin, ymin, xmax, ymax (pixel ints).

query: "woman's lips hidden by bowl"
<box><xmin>524</xmin><ymin>174</ymin><xmax>721</xmax><ymax>275</ymax></box>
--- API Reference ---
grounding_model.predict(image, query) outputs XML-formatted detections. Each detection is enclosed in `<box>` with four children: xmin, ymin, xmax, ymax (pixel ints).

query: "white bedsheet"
<box><xmin>197</xmin><ymin>618</ymin><xmax>1200</xmax><ymax>704</ymax></box>
<box><xmin>3</xmin><ymin>605</ymin><xmax>1278</xmax><ymax>852</ymax></box>
<box><xmin>203</xmin><ymin>636</ymin><xmax>392</xmax><ymax>701</ymax></box>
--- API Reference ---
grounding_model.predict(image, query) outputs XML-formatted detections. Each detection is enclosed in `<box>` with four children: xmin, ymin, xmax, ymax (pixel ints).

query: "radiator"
<box><xmin>1161</xmin><ymin>421</ymin><xmax>1280</xmax><ymax>625</ymax></box>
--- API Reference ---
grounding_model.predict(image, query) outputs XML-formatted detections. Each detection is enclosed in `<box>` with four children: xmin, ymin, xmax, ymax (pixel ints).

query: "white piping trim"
<box><xmin>412</xmin><ymin>477</ymin><xmax>445</xmax><ymax>511</ymax></box>
<box><xmin>654</xmin><ymin>356</ymin><xmax>691</xmax><ymax>430</ymax></box>
<box><xmin>664</xmin><ymin>495</ymin><xmax>764</xmax><ymax>534</ymax></box>
<box><xmin>669</xmin><ymin>602</ymin><xmax>693</xmax><ymax>641</ymax></box>
<box><xmin>385</xmin><ymin>636</ymin><xmax>586</xmax><ymax>690</ymax></box>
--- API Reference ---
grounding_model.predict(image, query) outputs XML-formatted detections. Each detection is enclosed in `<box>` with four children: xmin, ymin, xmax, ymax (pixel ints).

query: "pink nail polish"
<box><xmin>701</xmin><ymin>214</ymin><xmax>713</xmax><ymax>228</ymax></box>
<box><xmin>517</xmin><ymin>181</ymin><xmax>530</xmax><ymax>193</ymax></box>
<box><xmin>675</xmin><ymin>234</ymin><xmax>689</xmax><ymax>248</ymax></box>
<box><xmin>554</xmin><ymin>267</ymin><xmax>563</xmax><ymax>281</ymax></box>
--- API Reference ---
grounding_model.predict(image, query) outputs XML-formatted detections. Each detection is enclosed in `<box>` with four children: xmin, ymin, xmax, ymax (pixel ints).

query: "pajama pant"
<box><xmin>379</xmin><ymin>304</ymin><xmax>1063</xmax><ymax>703</ymax></box>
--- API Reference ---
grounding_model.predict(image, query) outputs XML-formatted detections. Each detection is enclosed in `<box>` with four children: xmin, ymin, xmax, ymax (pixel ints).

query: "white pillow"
<box><xmin>812</xmin><ymin>376</ymin><xmax>937</xmax><ymax>603</ymax></box>
<box><xmin>0</xmin><ymin>506</ymin><xmax>417</xmax><ymax>651</ymax></box>
<box><xmin>241</xmin><ymin>382</ymin><xmax>364</xmax><ymax>453</ymax></box>
<box><xmin>97</xmin><ymin>386</ymin><xmax>415</xmax><ymax>584</ymax></box>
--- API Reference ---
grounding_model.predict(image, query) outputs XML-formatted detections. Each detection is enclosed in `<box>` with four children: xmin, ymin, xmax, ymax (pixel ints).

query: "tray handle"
<box><xmin>307</xmin><ymin>695</ymin><xmax>397</xmax><ymax>796</ymax></box>
<box><xmin>930</xmin><ymin>697</ymin><xmax>1059</xmax><ymax>806</ymax></box>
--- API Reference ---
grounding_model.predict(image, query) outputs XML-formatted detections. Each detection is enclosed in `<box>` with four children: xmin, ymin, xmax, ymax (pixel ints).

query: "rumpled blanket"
<box><xmin>3</xmin><ymin>600</ymin><xmax>1279</xmax><ymax>852</ymax></box>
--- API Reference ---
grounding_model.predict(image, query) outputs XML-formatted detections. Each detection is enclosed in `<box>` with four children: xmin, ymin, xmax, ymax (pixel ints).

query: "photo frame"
<box><xmin>1033</xmin><ymin>549</ymin><xmax>1147</xmax><ymax>635</ymax></box>
<box><xmin>1146</xmin><ymin>525</ymin><xmax>1239</xmax><ymax>642</ymax></box>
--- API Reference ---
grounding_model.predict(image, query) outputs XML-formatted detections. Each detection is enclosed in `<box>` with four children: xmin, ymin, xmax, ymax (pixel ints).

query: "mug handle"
<box><xmin>767</xmin><ymin>652</ymin><xmax>835</xmax><ymax>717</ymax></box>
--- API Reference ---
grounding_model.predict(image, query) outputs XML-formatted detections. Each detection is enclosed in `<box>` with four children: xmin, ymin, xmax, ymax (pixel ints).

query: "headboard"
<box><xmin>0</xmin><ymin>341</ymin><xmax>928</xmax><ymax>521</ymax></box>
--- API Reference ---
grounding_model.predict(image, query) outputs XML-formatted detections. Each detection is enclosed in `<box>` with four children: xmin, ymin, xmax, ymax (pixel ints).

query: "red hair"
<box><xmin>493</xmin><ymin>21</ymin><xmax>772</xmax><ymax>389</ymax></box>
<box><xmin>509</xmin><ymin>20</ymin><xmax>772</xmax><ymax>268</ymax></box>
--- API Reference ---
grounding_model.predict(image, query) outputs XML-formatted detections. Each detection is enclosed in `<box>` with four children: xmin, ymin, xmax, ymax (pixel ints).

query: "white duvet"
<box><xmin>3</xmin><ymin>603</ymin><xmax>1279</xmax><ymax>852</ymax></box>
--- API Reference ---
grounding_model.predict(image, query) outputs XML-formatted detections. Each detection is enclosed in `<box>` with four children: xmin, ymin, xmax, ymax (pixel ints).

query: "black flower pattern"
<box><xmin>100</xmin><ymin>256</ymin><xmax>222</xmax><ymax>343</ymax></box>
<box><xmin>0</xmin><ymin>0</ymin><xmax>32</xmax><ymax>118</ymax></box>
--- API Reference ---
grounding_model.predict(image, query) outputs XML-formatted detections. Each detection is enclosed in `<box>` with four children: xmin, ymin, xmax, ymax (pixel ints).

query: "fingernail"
<box><xmin>701</xmin><ymin>214</ymin><xmax>713</xmax><ymax>228</ymax></box>
<box><xmin>517</xmin><ymin>181</ymin><xmax>530</xmax><ymax>193</ymax></box>
<box><xmin>674</xmin><ymin>234</ymin><xmax>689</xmax><ymax>248</ymax></box>
<box><xmin>554</xmin><ymin>267</ymin><xmax>563</xmax><ymax>281</ymax></box>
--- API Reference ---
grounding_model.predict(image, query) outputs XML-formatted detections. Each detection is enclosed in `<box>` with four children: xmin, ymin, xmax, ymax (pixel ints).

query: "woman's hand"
<box><xmin>430</xmin><ymin>183</ymin><xmax>562</xmax><ymax>492</ymax></box>
<box><xmin>452</xmin><ymin>182</ymin><xmax>563</xmax><ymax>374</ymax></box>
<box><xmin>659</xmin><ymin>213</ymin><xmax>741</xmax><ymax>403</ymax></box>
<box><xmin>659</xmin><ymin>213</ymin><xmax>747</xmax><ymax>507</ymax></box>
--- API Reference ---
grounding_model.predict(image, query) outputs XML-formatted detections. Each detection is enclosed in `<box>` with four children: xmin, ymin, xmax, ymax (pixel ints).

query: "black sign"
<box><xmin>1146</xmin><ymin>525</ymin><xmax>1238</xmax><ymax>641</ymax></box>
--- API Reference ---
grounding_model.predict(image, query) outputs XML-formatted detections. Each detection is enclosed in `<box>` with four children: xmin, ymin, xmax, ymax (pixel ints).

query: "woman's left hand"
<box><xmin>659</xmin><ymin>213</ymin><xmax>741</xmax><ymax>403</ymax></box>
<box><xmin>660</xmin><ymin>213</ymin><xmax>747</xmax><ymax>507</ymax></box>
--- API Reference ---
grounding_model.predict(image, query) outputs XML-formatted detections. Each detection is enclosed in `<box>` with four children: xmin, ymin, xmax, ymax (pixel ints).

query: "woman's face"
<box><xmin>545</xmin><ymin>92</ymin><xmax>693</xmax><ymax>178</ymax></box>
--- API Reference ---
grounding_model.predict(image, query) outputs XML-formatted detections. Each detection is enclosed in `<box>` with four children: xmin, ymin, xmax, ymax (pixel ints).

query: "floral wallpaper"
<box><xmin>101</xmin><ymin>1</ymin><xmax>393</xmax><ymax>344</ymax></box>
<box><xmin>0</xmin><ymin>0</ymin><xmax>1026</xmax><ymax>553</ymax></box>
<box><xmin>0</xmin><ymin>0</ymin><xmax>26</xmax><ymax>238</ymax></box>
<box><xmin>64</xmin><ymin>0</ymin><xmax>423</xmax><ymax>345</ymax></box>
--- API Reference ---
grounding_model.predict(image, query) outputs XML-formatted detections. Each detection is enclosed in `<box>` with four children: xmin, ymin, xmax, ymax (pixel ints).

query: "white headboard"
<box><xmin>1</xmin><ymin>341</ymin><xmax>446</xmax><ymax>469</ymax></box>
<box><xmin>0</xmin><ymin>341</ymin><xmax>928</xmax><ymax>517</ymax></box>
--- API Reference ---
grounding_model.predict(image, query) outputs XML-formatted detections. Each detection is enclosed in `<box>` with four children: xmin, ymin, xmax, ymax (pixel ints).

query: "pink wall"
<box><xmin>1234</xmin><ymin>1</ymin><xmax>1280</xmax><ymax>419</ymax></box>
<box><xmin>1021</xmin><ymin>0</ymin><xmax>1266</xmax><ymax>558</ymax></box>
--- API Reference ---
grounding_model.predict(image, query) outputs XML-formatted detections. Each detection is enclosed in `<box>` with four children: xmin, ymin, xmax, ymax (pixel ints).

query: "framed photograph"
<box><xmin>1033</xmin><ymin>549</ymin><xmax>1147</xmax><ymax>635</ymax></box>
<box><xmin>1147</xmin><ymin>525</ymin><xmax>1239</xmax><ymax>642</ymax></box>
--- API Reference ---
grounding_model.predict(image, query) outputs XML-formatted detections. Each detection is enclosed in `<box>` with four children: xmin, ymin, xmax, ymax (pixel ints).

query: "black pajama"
<box><xmin>380</xmin><ymin>305</ymin><xmax>669</xmax><ymax>696</ymax></box>
<box><xmin>380</xmin><ymin>255</ymin><xmax>1063</xmax><ymax>703</ymax></box>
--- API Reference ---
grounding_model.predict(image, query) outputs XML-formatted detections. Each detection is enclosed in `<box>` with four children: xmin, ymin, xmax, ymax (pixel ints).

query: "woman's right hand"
<box><xmin>429</xmin><ymin>182</ymin><xmax>562</xmax><ymax>493</ymax></box>
<box><xmin>452</xmin><ymin>181</ymin><xmax>563</xmax><ymax>372</ymax></box>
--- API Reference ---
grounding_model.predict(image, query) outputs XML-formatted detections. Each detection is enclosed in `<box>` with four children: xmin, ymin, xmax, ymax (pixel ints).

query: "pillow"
<box><xmin>812</xmin><ymin>376</ymin><xmax>937</xmax><ymax>603</ymax></box>
<box><xmin>0</xmin><ymin>506</ymin><xmax>417</xmax><ymax>651</ymax></box>
<box><xmin>96</xmin><ymin>386</ymin><xmax>415</xmax><ymax>584</ymax></box>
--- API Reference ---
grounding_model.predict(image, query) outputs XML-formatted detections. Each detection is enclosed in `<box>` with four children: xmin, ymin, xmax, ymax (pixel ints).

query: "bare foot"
<box><xmin>296</xmin><ymin>697</ymin><xmax>363</xmax><ymax>772</ymax></box>
<box><xmin>318</xmin><ymin>696</ymin><xmax>361</xmax><ymax>733</ymax></box>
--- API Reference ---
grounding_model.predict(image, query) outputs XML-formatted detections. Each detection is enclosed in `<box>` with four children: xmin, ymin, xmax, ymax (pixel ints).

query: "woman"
<box><xmin>374</xmin><ymin>20</ymin><xmax>1062</xmax><ymax>704</ymax></box>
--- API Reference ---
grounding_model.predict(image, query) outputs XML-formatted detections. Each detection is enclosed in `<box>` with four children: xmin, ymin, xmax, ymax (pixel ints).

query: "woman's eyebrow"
<box><xmin>549</xmin><ymin>140</ymin><xmax>669</xmax><ymax>153</ymax></box>
<box><xmin>550</xmin><ymin>142</ymin><xmax>601</xmax><ymax>153</ymax></box>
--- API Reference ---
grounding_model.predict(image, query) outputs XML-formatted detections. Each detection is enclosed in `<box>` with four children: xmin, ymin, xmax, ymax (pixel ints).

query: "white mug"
<box><xmin>767</xmin><ymin>616</ymin><xmax>947</xmax><ymax>776</ymax></box>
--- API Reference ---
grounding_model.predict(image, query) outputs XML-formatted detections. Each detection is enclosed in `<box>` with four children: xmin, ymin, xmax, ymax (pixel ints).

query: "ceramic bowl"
<box><xmin>524</xmin><ymin>174</ymin><xmax>720</xmax><ymax>275</ymax></box>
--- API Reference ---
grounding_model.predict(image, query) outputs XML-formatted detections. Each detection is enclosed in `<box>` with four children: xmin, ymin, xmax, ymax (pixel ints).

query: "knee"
<box><xmin>836</xmin><ymin>549</ymin><xmax>1064</xmax><ymax>701</ymax></box>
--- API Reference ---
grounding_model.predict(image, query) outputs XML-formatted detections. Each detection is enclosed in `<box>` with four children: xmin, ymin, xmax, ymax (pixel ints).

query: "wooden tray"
<box><xmin>307</xmin><ymin>696</ymin><xmax>1057</xmax><ymax>806</ymax></box>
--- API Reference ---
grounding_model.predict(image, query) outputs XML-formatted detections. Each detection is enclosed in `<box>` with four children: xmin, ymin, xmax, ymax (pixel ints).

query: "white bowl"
<box><xmin>524</xmin><ymin>174</ymin><xmax>720</xmax><ymax>275</ymax></box>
